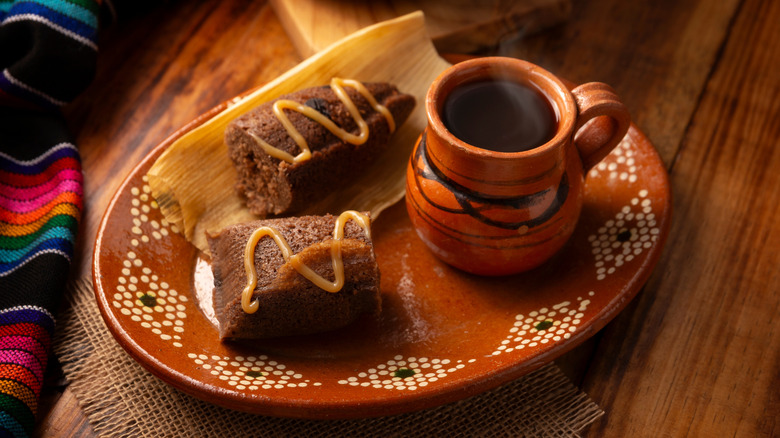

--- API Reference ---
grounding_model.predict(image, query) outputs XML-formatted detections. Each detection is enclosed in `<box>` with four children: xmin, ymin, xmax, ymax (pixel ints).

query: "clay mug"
<box><xmin>405</xmin><ymin>57</ymin><xmax>630</xmax><ymax>276</ymax></box>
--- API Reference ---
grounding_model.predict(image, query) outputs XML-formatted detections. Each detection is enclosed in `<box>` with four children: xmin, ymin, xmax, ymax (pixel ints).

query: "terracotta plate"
<box><xmin>93</xmin><ymin>102</ymin><xmax>671</xmax><ymax>419</ymax></box>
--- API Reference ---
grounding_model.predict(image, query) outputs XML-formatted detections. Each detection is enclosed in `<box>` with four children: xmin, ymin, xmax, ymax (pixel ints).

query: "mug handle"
<box><xmin>570</xmin><ymin>82</ymin><xmax>631</xmax><ymax>171</ymax></box>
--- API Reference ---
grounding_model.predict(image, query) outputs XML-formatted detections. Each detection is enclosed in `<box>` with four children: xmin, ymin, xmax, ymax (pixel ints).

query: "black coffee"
<box><xmin>442</xmin><ymin>79</ymin><xmax>557</xmax><ymax>153</ymax></box>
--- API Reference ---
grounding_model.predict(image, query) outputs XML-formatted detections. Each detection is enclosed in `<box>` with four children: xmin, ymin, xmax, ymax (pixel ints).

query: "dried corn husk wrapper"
<box><xmin>146</xmin><ymin>11</ymin><xmax>451</xmax><ymax>253</ymax></box>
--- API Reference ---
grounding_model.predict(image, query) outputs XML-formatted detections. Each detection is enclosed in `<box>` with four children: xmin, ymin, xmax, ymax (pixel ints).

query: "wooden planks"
<box><xmin>498</xmin><ymin>0</ymin><xmax>741</xmax><ymax>167</ymax></box>
<box><xmin>36</xmin><ymin>387</ymin><xmax>95</xmax><ymax>437</ymax></box>
<box><xmin>269</xmin><ymin>0</ymin><xmax>572</xmax><ymax>57</ymax></box>
<box><xmin>581</xmin><ymin>0</ymin><xmax>780</xmax><ymax>435</ymax></box>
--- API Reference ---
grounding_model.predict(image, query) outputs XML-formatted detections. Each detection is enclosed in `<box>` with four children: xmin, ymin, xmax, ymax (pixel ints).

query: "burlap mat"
<box><xmin>53</xmin><ymin>279</ymin><xmax>603</xmax><ymax>437</ymax></box>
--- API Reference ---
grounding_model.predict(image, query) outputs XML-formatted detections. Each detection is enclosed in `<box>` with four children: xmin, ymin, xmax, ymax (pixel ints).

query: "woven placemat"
<box><xmin>54</xmin><ymin>279</ymin><xmax>603</xmax><ymax>437</ymax></box>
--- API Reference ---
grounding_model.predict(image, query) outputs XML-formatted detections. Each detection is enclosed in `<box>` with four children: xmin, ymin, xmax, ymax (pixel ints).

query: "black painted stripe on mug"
<box><xmin>423</xmin><ymin>128</ymin><xmax>562</xmax><ymax>186</ymax></box>
<box><xmin>408</xmin><ymin>172</ymin><xmax>562</xmax><ymax>241</ymax></box>
<box><xmin>419</xmin><ymin>135</ymin><xmax>550</xmax><ymax>208</ymax></box>
<box><xmin>406</xmin><ymin>190</ymin><xmax>565</xmax><ymax>250</ymax></box>
<box><xmin>414</xmin><ymin>136</ymin><xmax>570</xmax><ymax>231</ymax></box>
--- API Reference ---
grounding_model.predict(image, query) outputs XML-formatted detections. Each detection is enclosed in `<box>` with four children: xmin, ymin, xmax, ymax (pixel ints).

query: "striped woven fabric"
<box><xmin>1</xmin><ymin>0</ymin><xmax>97</xmax><ymax>436</ymax></box>
<box><xmin>0</xmin><ymin>113</ymin><xmax>83</xmax><ymax>437</ymax></box>
<box><xmin>0</xmin><ymin>307</ymin><xmax>56</xmax><ymax>437</ymax></box>
<box><xmin>0</xmin><ymin>0</ymin><xmax>101</xmax><ymax>109</ymax></box>
<box><xmin>0</xmin><ymin>143</ymin><xmax>82</xmax><ymax>277</ymax></box>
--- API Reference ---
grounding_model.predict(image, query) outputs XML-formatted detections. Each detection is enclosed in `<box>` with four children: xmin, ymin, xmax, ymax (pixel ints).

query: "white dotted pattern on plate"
<box><xmin>588</xmin><ymin>138</ymin><xmax>661</xmax><ymax>281</ymax></box>
<box><xmin>338</xmin><ymin>355</ymin><xmax>476</xmax><ymax>391</ymax></box>
<box><xmin>491</xmin><ymin>294</ymin><xmax>593</xmax><ymax>356</ymax></box>
<box><xmin>590</xmin><ymin>137</ymin><xmax>638</xmax><ymax>183</ymax></box>
<box><xmin>188</xmin><ymin>354</ymin><xmax>320</xmax><ymax>390</ymax></box>
<box><xmin>111</xmin><ymin>177</ymin><xmax>187</xmax><ymax>347</ymax></box>
<box><xmin>588</xmin><ymin>188</ymin><xmax>660</xmax><ymax>281</ymax></box>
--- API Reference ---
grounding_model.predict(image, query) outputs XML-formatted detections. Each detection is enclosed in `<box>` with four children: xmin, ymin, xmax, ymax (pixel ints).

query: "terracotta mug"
<box><xmin>405</xmin><ymin>57</ymin><xmax>631</xmax><ymax>276</ymax></box>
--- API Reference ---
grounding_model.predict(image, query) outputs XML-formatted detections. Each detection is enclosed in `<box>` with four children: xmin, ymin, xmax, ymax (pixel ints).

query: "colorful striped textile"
<box><xmin>0</xmin><ymin>142</ymin><xmax>82</xmax><ymax>278</ymax></box>
<box><xmin>0</xmin><ymin>109</ymin><xmax>83</xmax><ymax>437</ymax></box>
<box><xmin>0</xmin><ymin>0</ymin><xmax>101</xmax><ymax>110</ymax></box>
<box><xmin>1</xmin><ymin>1</ymin><xmax>96</xmax><ymax>436</ymax></box>
<box><xmin>0</xmin><ymin>307</ymin><xmax>55</xmax><ymax>437</ymax></box>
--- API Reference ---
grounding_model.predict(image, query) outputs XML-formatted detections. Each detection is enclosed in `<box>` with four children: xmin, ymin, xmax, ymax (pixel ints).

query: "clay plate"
<box><xmin>93</xmin><ymin>101</ymin><xmax>671</xmax><ymax>419</ymax></box>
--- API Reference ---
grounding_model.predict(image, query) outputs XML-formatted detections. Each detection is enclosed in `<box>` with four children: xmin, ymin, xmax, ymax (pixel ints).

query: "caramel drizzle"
<box><xmin>241</xmin><ymin>211</ymin><xmax>372</xmax><ymax>314</ymax></box>
<box><xmin>248</xmin><ymin>78</ymin><xmax>396</xmax><ymax>164</ymax></box>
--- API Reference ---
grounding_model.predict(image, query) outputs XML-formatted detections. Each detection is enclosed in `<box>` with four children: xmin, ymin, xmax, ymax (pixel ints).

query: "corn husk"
<box><xmin>146</xmin><ymin>11</ymin><xmax>451</xmax><ymax>253</ymax></box>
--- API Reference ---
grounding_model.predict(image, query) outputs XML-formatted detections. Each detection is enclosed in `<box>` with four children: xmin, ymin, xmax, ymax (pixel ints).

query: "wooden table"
<box><xmin>35</xmin><ymin>0</ymin><xmax>779</xmax><ymax>436</ymax></box>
